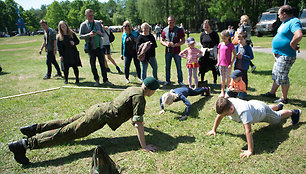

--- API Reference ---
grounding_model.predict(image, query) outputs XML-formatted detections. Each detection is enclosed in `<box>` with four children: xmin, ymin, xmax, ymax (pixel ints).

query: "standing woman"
<box><xmin>121</xmin><ymin>21</ymin><xmax>141</xmax><ymax>84</ymax></box>
<box><xmin>199</xmin><ymin>19</ymin><xmax>219</xmax><ymax>87</ymax></box>
<box><xmin>136</xmin><ymin>22</ymin><xmax>158</xmax><ymax>81</ymax></box>
<box><xmin>57</xmin><ymin>21</ymin><xmax>82</xmax><ymax>84</ymax></box>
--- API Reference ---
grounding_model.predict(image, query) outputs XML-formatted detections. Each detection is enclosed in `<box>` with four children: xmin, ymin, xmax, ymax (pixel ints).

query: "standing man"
<box><xmin>79</xmin><ymin>9</ymin><xmax>109</xmax><ymax>87</ymax></box>
<box><xmin>39</xmin><ymin>20</ymin><xmax>62</xmax><ymax>80</ymax></box>
<box><xmin>160</xmin><ymin>16</ymin><xmax>185</xmax><ymax>86</ymax></box>
<box><xmin>8</xmin><ymin>77</ymin><xmax>160</xmax><ymax>165</ymax></box>
<box><xmin>154</xmin><ymin>24</ymin><xmax>161</xmax><ymax>40</ymax></box>
<box><xmin>261</xmin><ymin>5</ymin><xmax>303</xmax><ymax>104</ymax></box>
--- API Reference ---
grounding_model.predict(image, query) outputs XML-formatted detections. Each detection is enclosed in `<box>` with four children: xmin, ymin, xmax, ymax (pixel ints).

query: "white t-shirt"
<box><xmin>228</xmin><ymin>98</ymin><xmax>266</xmax><ymax>124</ymax></box>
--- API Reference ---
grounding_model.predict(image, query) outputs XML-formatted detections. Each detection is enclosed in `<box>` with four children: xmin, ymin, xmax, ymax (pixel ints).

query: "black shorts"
<box><xmin>103</xmin><ymin>45</ymin><xmax>111</xmax><ymax>55</ymax></box>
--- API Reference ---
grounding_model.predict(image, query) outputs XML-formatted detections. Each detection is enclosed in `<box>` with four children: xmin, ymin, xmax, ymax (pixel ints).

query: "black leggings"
<box><xmin>63</xmin><ymin>65</ymin><xmax>79</xmax><ymax>81</ymax></box>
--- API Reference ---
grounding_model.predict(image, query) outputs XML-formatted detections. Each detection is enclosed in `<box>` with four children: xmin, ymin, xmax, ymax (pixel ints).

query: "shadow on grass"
<box><xmin>223</xmin><ymin>122</ymin><xmax>304</xmax><ymax>155</ymax></box>
<box><xmin>252</xmin><ymin>70</ymin><xmax>272</xmax><ymax>76</ymax></box>
<box><xmin>0</xmin><ymin>71</ymin><xmax>10</xmax><ymax>75</ymax></box>
<box><xmin>25</xmin><ymin>127</ymin><xmax>195</xmax><ymax>167</ymax></box>
<box><xmin>247</xmin><ymin>94</ymin><xmax>306</xmax><ymax>107</ymax></box>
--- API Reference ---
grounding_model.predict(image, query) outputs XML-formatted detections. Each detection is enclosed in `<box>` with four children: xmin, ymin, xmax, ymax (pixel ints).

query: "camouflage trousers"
<box><xmin>28</xmin><ymin>103</ymin><xmax>110</xmax><ymax>149</ymax></box>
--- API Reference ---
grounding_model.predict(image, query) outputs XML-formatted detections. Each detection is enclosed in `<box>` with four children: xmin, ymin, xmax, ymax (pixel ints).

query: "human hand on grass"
<box><xmin>240</xmin><ymin>150</ymin><xmax>252</xmax><ymax>159</ymax></box>
<box><xmin>143</xmin><ymin>144</ymin><xmax>158</xmax><ymax>153</ymax></box>
<box><xmin>206</xmin><ymin>130</ymin><xmax>216</xmax><ymax>136</ymax></box>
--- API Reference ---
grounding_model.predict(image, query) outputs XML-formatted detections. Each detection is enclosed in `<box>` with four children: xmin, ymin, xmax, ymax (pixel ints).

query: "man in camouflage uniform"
<box><xmin>8</xmin><ymin>77</ymin><xmax>159</xmax><ymax>165</ymax></box>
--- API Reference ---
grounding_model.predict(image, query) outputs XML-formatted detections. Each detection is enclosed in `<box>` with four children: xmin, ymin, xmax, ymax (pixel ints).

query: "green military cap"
<box><xmin>143</xmin><ymin>77</ymin><xmax>159</xmax><ymax>90</ymax></box>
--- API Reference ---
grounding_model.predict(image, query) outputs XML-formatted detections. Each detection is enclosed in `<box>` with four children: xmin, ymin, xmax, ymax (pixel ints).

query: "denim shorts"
<box><xmin>272</xmin><ymin>54</ymin><xmax>296</xmax><ymax>85</ymax></box>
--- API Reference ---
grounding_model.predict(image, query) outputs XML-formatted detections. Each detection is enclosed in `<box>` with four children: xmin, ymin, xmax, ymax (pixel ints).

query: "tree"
<box><xmin>45</xmin><ymin>1</ymin><xmax>66</xmax><ymax>29</ymax></box>
<box><xmin>22</xmin><ymin>10</ymin><xmax>40</xmax><ymax>32</ymax></box>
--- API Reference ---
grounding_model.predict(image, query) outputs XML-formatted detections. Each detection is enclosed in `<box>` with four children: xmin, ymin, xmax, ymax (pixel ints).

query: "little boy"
<box><xmin>207</xmin><ymin>97</ymin><xmax>301</xmax><ymax>159</ymax></box>
<box><xmin>225</xmin><ymin>69</ymin><xmax>247</xmax><ymax>99</ymax></box>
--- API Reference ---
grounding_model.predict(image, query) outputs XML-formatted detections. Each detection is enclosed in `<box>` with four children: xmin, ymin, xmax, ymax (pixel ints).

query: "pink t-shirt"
<box><xmin>218</xmin><ymin>42</ymin><xmax>235</xmax><ymax>66</ymax></box>
<box><xmin>179</xmin><ymin>47</ymin><xmax>202</xmax><ymax>64</ymax></box>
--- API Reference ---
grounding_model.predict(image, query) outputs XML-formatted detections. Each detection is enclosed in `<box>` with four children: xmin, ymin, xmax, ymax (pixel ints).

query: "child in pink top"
<box><xmin>218</xmin><ymin>30</ymin><xmax>236</xmax><ymax>97</ymax></box>
<box><xmin>179</xmin><ymin>37</ymin><xmax>202</xmax><ymax>88</ymax></box>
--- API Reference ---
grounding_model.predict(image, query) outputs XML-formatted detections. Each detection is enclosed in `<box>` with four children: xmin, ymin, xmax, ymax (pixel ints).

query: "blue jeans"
<box><xmin>141</xmin><ymin>57</ymin><xmax>158</xmax><ymax>80</ymax></box>
<box><xmin>88</xmin><ymin>48</ymin><xmax>108</xmax><ymax>82</ymax></box>
<box><xmin>226</xmin><ymin>89</ymin><xmax>247</xmax><ymax>99</ymax></box>
<box><xmin>46</xmin><ymin>51</ymin><xmax>61</xmax><ymax>77</ymax></box>
<box><xmin>124</xmin><ymin>54</ymin><xmax>141</xmax><ymax>79</ymax></box>
<box><xmin>165</xmin><ymin>53</ymin><xmax>183</xmax><ymax>83</ymax></box>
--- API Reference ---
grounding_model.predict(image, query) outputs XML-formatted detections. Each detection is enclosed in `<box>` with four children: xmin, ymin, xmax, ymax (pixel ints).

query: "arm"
<box><xmin>39</xmin><ymin>41</ymin><xmax>46</xmax><ymax>55</ymax></box>
<box><xmin>242</xmin><ymin>45</ymin><xmax>254</xmax><ymax>60</ymax></box>
<box><xmin>73</xmin><ymin>33</ymin><xmax>80</xmax><ymax>45</ymax></box>
<box><xmin>290</xmin><ymin>29</ymin><xmax>303</xmax><ymax>51</ymax></box>
<box><xmin>229</xmin><ymin>48</ymin><xmax>237</xmax><ymax>69</ymax></box>
<box><xmin>240</xmin><ymin>122</ymin><xmax>253</xmax><ymax>158</ymax></box>
<box><xmin>53</xmin><ymin>38</ymin><xmax>57</xmax><ymax>56</ymax></box>
<box><xmin>179</xmin><ymin>49</ymin><xmax>187</xmax><ymax>58</ymax></box>
<box><xmin>57</xmin><ymin>39</ymin><xmax>63</xmax><ymax>60</ymax></box>
<box><xmin>79</xmin><ymin>23</ymin><xmax>93</xmax><ymax>40</ymax></box>
<box><xmin>180</xmin><ymin>95</ymin><xmax>191</xmax><ymax>116</ymax></box>
<box><xmin>134</xmin><ymin>121</ymin><xmax>157</xmax><ymax>153</ymax></box>
<box><xmin>174</xmin><ymin>29</ymin><xmax>185</xmax><ymax>47</ymax></box>
<box><xmin>160</xmin><ymin>32</ymin><xmax>170</xmax><ymax>47</ymax></box>
<box><xmin>207</xmin><ymin>114</ymin><xmax>224</xmax><ymax>136</ymax></box>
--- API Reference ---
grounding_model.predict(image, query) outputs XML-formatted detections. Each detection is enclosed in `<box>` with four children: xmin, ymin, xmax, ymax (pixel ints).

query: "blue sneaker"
<box><xmin>291</xmin><ymin>109</ymin><xmax>301</xmax><ymax>124</ymax></box>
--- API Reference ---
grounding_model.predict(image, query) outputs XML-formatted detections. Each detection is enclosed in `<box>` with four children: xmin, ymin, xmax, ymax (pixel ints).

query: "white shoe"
<box><xmin>251</xmin><ymin>66</ymin><xmax>256</xmax><ymax>73</ymax></box>
<box><xmin>138</xmin><ymin>78</ymin><xmax>143</xmax><ymax>82</ymax></box>
<box><xmin>158</xmin><ymin>80</ymin><xmax>163</xmax><ymax>83</ymax></box>
<box><xmin>126</xmin><ymin>79</ymin><xmax>130</xmax><ymax>84</ymax></box>
<box><xmin>179</xmin><ymin>82</ymin><xmax>185</xmax><ymax>86</ymax></box>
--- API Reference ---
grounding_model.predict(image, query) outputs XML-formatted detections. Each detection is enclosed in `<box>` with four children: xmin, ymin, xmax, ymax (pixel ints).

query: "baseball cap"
<box><xmin>187</xmin><ymin>37</ymin><xmax>195</xmax><ymax>44</ymax></box>
<box><xmin>143</xmin><ymin>77</ymin><xmax>159</xmax><ymax>90</ymax></box>
<box><xmin>230</xmin><ymin>69</ymin><xmax>242</xmax><ymax>79</ymax></box>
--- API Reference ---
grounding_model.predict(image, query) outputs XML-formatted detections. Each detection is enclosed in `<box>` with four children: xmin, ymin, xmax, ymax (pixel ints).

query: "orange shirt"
<box><xmin>229</xmin><ymin>79</ymin><xmax>247</xmax><ymax>93</ymax></box>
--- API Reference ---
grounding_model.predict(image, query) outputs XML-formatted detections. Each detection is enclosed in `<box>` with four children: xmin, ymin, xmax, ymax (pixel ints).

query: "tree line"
<box><xmin>0</xmin><ymin>0</ymin><xmax>304</xmax><ymax>35</ymax></box>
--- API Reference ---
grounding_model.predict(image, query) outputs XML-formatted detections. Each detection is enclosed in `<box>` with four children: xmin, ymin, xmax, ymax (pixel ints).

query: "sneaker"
<box><xmin>94</xmin><ymin>80</ymin><xmax>100</xmax><ymax>87</ymax></box>
<box><xmin>291</xmin><ymin>109</ymin><xmax>301</xmax><ymax>124</ymax></box>
<box><xmin>163</xmin><ymin>81</ymin><xmax>169</xmax><ymax>86</ymax></box>
<box><xmin>205</xmin><ymin>87</ymin><xmax>211</xmax><ymax>96</ymax></box>
<box><xmin>103</xmin><ymin>81</ymin><xmax>112</xmax><ymax>85</ymax></box>
<box><xmin>276</xmin><ymin>103</ymin><xmax>284</xmax><ymax>111</ymax></box>
<box><xmin>106</xmin><ymin>68</ymin><xmax>111</xmax><ymax>72</ymax></box>
<box><xmin>273</xmin><ymin>98</ymin><xmax>288</xmax><ymax>104</ymax></box>
<box><xmin>157</xmin><ymin>80</ymin><xmax>163</xmax><ymax>83</ymax></box>
<box><xmin>179</xmin><ymin>82</ymin><xmax>185</xmax><ymax>86</ymax></box>
<box><xmin>75</xmin><ymin>79</ymin><xmax>80</xmax><ymax>84</ymax></box>
<box><xmin>53</xmin><ymin>74</ymin><xmax>62</xmax><ymax>78</ymax></box>
<box><xmin>20</xmin><ymin>124</ymin><xmax>37</xmax><ymax>137</ymax></box>
<box><xmin>260</xmin><ymin>92</ymin><xmax>276</xmax><ymax>98</ymax></box>
<box><xmin>250</xmin><ymin>66</ymin><xmax>256</xmax><ymax>73</ymax></box>
<box><xmin>178</xmin><ymin>115</ymin><xmax>188</xmax><ymax>121</ymax></box>
<box><xmin>64</xmin><ymin>81</ymin><xmax>68</xmax><ymax>84</ymax></box>
<box><xmin>43</xmin><ymin>76</ymin><xmax>50</xmax><ymax>80</ymax></box>
<box><xmin>138</xmin><ymin>78</ymin><xmax>143</xmax><ymax>82</ymax></box>
<box><xmin>126</xmin><ymin>79</ymin><xmax>130</xmax><ymax>84</ymax></box>
<box><xmin>8</xmin><ymin>139</ymin><xmax>30</xmax><ymax>165</ymax></box>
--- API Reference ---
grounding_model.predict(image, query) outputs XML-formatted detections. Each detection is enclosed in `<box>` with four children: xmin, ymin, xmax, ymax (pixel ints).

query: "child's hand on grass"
<box><xmin>206</xmin><ymin>130</ymin><xmax>216</xmax><ymax>136</ymax></box>
<box><xmin>240</xmin><ymin>150</ymin><xmax>252</xmax><ymax>159</ymax></box>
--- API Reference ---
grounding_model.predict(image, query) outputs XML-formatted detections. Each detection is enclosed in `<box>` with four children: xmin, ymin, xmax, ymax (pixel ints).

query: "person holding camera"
<box><xmin>79</xmin><ymin>9</ymin><xmax>110</xmax><ymax>87</ymax></box>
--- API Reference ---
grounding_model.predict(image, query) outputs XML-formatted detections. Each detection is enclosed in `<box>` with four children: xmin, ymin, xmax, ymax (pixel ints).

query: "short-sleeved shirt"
<box><xmin>228</xmin><ymin>98</ymin><xmax>266</xmax><ymax>124</ymax></box>
<box><xmin>161</xmin><ymin>26</ymin><xmax>185</xmax><ymax>54</ymax></box>
<box><xmin>272</xmin><ymin>17</ymin><xmax>302</xmax><ymax>57</ymax></box>
<box><xmin>229</xmin><ymin>79</ymin><xmax>247</xmax><ymax>93</ymax></box>
<box><xmin>43</xmin><ymin>28</ymin><xmax>56</xmax><ymax>52</ymax></box>
<box><xmin>218</xmin><ymin>42</ymin><xmax>235</xmax><ymax>66</ymax></box>
<box><xmin>106</xmin><ymin>87</ymin><xmax>146</xmax><ymax>130</ymax></box>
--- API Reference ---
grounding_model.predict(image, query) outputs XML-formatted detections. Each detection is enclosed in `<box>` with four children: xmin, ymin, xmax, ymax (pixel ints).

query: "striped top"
<box><xmin>179</xmin><ymin>47</ymin><xmax>202</xmax><ymax>64</ymax></box>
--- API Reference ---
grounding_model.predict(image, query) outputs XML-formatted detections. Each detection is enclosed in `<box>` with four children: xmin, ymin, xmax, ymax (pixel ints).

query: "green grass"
<box><xmin>0</xmin><ymin>33</ymin><xmax>305</xmax><ymax>173</ymax></box>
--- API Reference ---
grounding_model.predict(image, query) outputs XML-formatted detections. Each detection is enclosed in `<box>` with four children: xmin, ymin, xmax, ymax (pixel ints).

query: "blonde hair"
<box><xmin>161</xmin><ymin>90</ymin><xmax>178</xmax><ymax>106</ymax></box>
<box><xmin>220</xmin><ymin>30</ymin><xmax>232</xmax><ymax>43</ymax></box>
<box><xmin>141</xmin><ymin>22</ymin><xmax>150</xmax><ymax>31</ymax></box>
<box><xmin>240</xmin><ymin>15</ymin><xmax>250</xmax><ymax>25</ymax></box>
<box><xmin>85</xmin><ymin>9</ymin><xmax>93</xmax><ymax>15</ymax></box>
<box><xmin>58</xmin><ymin>21</ymin><xmax>74</xmax><ymax>41</ymax></box>
<box><xmin>123</xmin><ymin>21</ymin><xmax>132</xmax><ymax>34</ymax></box>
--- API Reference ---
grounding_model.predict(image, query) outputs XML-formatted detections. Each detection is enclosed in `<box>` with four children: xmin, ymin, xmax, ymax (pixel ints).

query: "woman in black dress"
<box><xmin>57</xmin><ymin>21</ymin><xmax>82</xmax><ymax>84</ymax></box>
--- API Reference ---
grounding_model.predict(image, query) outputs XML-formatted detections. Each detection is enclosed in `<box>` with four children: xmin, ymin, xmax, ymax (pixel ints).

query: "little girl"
<box><xmin>218</xmin><ymin>30</ymin><xmax>236</xmax><ymax>97</ymax></box>
<box><xmin>179</xmin><ymin>37</ymin><xmax>202</xmax><ymax>89</ymax></box>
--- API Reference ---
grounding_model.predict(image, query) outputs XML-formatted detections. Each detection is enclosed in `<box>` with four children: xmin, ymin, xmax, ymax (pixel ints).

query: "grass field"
<box><xmin>0</xmin><ymin>33</ymin><xmax>305</xmax><ymax>173</ymax></box>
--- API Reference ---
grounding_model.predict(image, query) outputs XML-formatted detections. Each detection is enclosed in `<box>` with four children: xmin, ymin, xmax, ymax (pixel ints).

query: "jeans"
<box><xmin>141</xmin><ymin>56</ymin><xmax>158</xmax><ymax>80</ymax></box>
<box><xmin>46</xmin><ymin>51</ymin><xmax>61</xmax><ymax>77</ymax></box>
<box><xmin>165</xmin><ymin>53</ymin><xmax>183</xmax><ymax>83</ymax></box>
<box><xmin>124</xmin><ymin>54</ymin><xmax>141</xmax><ymax>79</ymax></box>
<box><xmin>88</xmin><ymin>48</ymin><xmax>108</xmax><ymax>82</ymax></box>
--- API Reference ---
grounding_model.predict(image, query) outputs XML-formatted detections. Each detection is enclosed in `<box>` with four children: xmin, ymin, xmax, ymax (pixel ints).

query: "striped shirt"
<box><xmin>179</xmin><ymin>47</ymin><xmax>202</xmax><ymax>64</ymax></box>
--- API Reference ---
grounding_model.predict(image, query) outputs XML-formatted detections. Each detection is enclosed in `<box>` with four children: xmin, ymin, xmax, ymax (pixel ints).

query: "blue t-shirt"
<box><xmin>272</xmin><ymin>17</ymin><xmax>302</xmax><ymax>57</ymax></box>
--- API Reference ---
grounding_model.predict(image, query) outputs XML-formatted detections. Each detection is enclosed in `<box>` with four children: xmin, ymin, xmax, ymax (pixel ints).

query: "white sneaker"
<box><xmin>251</xmin><ymin>66</ymin><xmax>256</xmax><ymax>73</ymax></box>
<box><xmin>158</xmin><ymin>80</ymin><xmax>163</xmax><ymax>83</ymax></box>
<box><xmin>163</xmin><ymin>81</ymin><xmax>169</xmax><ymax>86</ymax></box>
<box><xmin>179</xmin><ymin>82</ymin><xmax>185</xmax><ymax>86</ymax></box>
<box><xmin>126</xmin><ymin>79</ymin><xmax>130</xmax><ymax>84</ymax></box>
<box><xmin>138</xmin><ymin>78</ymin><xmax>143</xmax><ymax>82</ymax></box>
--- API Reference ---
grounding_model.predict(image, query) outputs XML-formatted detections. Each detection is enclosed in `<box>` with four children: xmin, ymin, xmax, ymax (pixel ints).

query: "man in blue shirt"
<box><xmin>261</xmin><ymin>5</ymin><xmax>303</xmax><ymax>104</ymax></box>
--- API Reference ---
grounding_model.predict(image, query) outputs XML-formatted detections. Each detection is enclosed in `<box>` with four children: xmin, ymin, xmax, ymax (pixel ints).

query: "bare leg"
<box><xmin>281</xmin><ymin>84</ymin><xmax>289</xmax><ymax>100</ymax></box>
<box><xmin>104</xmin><ymin>58</ymin><xmax>109</xmax><ymax>68</ymax></box>
<box><xmin>270</xmin><ymin>81</ymin><xmax>279</xmax><ymax>94</ymax></box>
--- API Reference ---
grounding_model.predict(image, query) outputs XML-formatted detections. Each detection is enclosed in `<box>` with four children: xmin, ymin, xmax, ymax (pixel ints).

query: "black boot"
<box><xmin>116</xmin><ymin>66</ymin><xmax>123</xmax><ymax>74</ymax></box>
<box><xmin>20</xmin><ymin>123</ymin><xmax>37</xmax><ymax>137</ymax></box>
<box><xmin>8</xmin><ymin>138</ymin><xmax>30</xmax><ymax>165</ymax></box>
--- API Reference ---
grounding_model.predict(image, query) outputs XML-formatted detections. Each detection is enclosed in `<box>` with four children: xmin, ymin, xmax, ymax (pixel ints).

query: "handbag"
<box><xmin>84</xmin><ymin>21</ymin><xmax>95</xmax><ymax>53</ymax></box>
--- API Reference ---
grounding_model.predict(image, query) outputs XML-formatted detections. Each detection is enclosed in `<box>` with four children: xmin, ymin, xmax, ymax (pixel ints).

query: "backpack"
<box><xmin>105</xmin><ymin>29</ymin><xmax>115</xmax><ymax>43</ymax></box>
<box><xmin>91</xmin><ymin>146</ymin><xmax>120</xmax><ymax>174</ymax></box>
